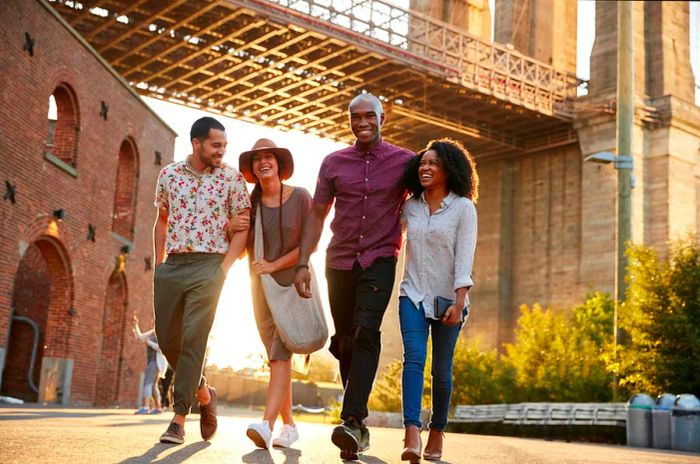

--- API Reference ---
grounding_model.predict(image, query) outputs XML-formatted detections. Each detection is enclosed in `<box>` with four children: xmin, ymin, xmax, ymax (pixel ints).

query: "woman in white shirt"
<box><xmin>398</xmin><ymin>138</ymin><xmax>478</xmax><ymax>463</ymax></box>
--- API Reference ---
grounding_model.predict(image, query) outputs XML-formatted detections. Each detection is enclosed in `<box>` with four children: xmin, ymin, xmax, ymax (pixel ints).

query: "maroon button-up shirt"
<box><xmin>314</xmin><ymin>139</ymin><xmax>415</xmax><ymax>270</ymax></box>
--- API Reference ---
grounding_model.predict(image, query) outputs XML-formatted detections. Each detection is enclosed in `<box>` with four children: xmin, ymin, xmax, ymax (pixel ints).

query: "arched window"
<box><xmin>112</xmin><ymin>139</ymin><xmax>139</xmax><ymax>240</ymax></box>
<box><xmin>45</xmin><ymin>84</ymin><xmax>79</xmax><ymax>169</ymax></box>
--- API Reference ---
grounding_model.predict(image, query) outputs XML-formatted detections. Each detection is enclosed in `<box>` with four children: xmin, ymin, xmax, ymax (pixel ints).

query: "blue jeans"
<box><xmin>399</xmin><ymin>296</ymin><xmax>464</xmax><ymax>430</ymax></box>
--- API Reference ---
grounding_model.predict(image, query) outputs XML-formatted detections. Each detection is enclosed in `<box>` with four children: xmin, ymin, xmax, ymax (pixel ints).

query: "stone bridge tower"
<box><xmin>494</xmin><ymin>0</ymin><xmax>577</xmax><ymax>74</ymax></box>
<box><xmin>576</xmin><ymin>0</ymin><xmax>700</xmax><ymax>301</ymax></box>
<box><xmin>389</xmin><ymin>1</ymin><xmax>699</xmax><ymax>358</ymax></box>
<box><xmin>410</xmin><ymin>0</ymin><xmax>492</xmax><ymax>41</ymax></box>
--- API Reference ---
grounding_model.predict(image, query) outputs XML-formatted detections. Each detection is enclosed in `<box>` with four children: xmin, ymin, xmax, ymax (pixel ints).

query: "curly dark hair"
<box><xmin>402</xmin><ymin>138</ymin><xmax>479</xmax><ymax>202</ymax></box>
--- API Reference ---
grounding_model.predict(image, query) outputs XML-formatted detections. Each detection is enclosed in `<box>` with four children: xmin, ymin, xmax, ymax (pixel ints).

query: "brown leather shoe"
<box><xmin>199</xmin><ymin>386</ymin><xmax>218</xmax><ymax>441</ymax></box>
<box><xmin>401</xmin><ymin>425</ymin><xmax>421</xmax><ymax>463</ymax></box>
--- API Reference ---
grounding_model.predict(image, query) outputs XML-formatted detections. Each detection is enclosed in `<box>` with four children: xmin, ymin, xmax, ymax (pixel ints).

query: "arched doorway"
<box><xmin>1</xmin><ymin>237</ymin><xmax>73</xmax><ymax>403</ymax></box>
<box><xmin>95</xmin><ymin>271</ymin><xmax>128</xmax><ymax>407</ymax></box>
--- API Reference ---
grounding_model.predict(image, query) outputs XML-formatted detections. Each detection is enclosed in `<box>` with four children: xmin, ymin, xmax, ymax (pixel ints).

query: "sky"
<box><xmin>144</xmin><ymin>0</ymin><xmax>700</xmax><ymax>370</ymax></box>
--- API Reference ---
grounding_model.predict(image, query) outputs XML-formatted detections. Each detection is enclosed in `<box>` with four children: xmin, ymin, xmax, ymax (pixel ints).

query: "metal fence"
<box><xmin>454</xmin><ymin>402</ymin><xmax>627</xmax><ymax>427</ymax></box>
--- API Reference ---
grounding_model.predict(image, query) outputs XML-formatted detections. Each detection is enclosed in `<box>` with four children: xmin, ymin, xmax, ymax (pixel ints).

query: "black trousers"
<box><xmin>326</xmin><ymin>257</ymin><xmax>397</xmax><ymax>421</ymax></box>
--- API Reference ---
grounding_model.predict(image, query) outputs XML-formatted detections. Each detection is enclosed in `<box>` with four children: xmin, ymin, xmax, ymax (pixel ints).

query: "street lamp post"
<box><xmin>583</xmin><ymin>1</ymin><xmax>634</xmax><ymax>401</ymax></box>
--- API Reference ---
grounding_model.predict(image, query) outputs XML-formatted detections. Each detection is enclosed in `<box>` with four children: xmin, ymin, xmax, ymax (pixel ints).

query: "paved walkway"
<box><xmin>0</xmin><ymin>405</ymin><xmax>698</xmax><ymax>463</ymax></box>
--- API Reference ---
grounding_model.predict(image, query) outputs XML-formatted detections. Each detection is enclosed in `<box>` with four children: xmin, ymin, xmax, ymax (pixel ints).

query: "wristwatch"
<box><xmin>294</xmin><ymin>263</ymin><xmax>309</xmax><ymax>272</ymax></box>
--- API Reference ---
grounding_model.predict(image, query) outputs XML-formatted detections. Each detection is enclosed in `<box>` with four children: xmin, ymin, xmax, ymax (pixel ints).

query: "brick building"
<box><xmin>0</xmin><ymin>1</ymin><xmax>176</xmax><ymax>406</ymax></box>
<box><xmin>12</xmin><ymin>0</ymin><xmax>698</xmax><ymax>382</ymax></box>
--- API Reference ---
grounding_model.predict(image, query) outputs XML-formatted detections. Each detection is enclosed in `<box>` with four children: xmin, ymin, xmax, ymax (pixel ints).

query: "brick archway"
<box><xmin>1</xmin><ymin>234</ymin><xmax>73</xmax><ymax>403</ymax></box>
<box><xmin>95</xmin><ymin>271</ymin><xmax>128</xmax><ymax>407</ymax></box>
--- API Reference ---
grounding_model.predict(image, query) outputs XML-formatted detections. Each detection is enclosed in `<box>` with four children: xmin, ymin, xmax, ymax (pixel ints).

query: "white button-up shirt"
<box><xmin>399</xmin><ymin>191</ymin><xmax>477</xmax><ymax>319</ymax></box>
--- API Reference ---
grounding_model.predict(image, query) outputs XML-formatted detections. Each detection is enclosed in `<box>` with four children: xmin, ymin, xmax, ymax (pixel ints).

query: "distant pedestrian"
<box><xmin>153</xmin><ymin>116</ymin><xmax>251</xmax><ymax>444</ymax></box>
<box><xmin>398</xmin><ymin>138</ymin><xmax>478</xmax><ymax>462</ymax></box>
<box><xmin>159</xmin><ymin>366</ymin><xmax>174</xmax><ymax>410</ymax></box>
<box><xmin>132</xmin><ymin>316</ymin><xmax>167</xmax><ymax>414</ymax></box>
<box><xmin>294</xmin><ymin>94</ymin><xmax>414</xmax><ymax>460</ymax></box>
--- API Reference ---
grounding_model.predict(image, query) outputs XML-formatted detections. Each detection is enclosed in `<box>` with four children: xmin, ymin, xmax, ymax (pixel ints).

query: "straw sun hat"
<box><xmin>238</xmin><ymin>138</ymin><xmax>294</xmax><ymax>183</ymax></box>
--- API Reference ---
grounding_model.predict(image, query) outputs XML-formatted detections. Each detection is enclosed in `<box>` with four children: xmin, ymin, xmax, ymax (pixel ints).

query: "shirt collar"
<box><xmin>419</xmin><ymin>191</ymin><xmax>458</xmax><ymax>210</ymax></box>
<box><xmin>184</xmin><ymin>156</ymin><xmax>217</xmax><ymax>176</ymax></box>
<box><xmin>352</xmin><ymin>139</ymin><xmax>386</xmax><ymax>159</ymax></box>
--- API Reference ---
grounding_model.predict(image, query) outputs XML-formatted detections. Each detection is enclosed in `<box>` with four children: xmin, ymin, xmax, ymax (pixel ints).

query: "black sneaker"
<box><xmin>332</xmin><ymin>418</ymin><xmax>364</xmax><ymax>461</ymax></box>
<box><xmin>359</xmin><ymin>423</ymin><xmax>370</xmax><ymax>452</ymax></box>
<box><xmin>160</xmin><ymin>421</ymin><xmax>185</xmax><ymax>444</ymax></box>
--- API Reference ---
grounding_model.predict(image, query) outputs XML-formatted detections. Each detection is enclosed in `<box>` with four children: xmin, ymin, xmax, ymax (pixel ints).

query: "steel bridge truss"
<box><xmin>50</xmin><ymin>0</ymin><xmax>580</xmax><ymax>156</ymax></box>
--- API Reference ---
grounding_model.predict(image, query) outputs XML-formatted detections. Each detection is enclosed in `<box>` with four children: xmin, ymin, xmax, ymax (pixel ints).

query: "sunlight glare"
<box><xmin>144</xmin><ymin>96</ymin><xmax>345</xmax><ymax>370</ymax></box>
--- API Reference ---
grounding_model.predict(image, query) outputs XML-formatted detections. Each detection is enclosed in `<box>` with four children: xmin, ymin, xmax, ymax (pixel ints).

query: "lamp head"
<box><xmin>584</xmin><ymin>151</ymin><xmax>617</xmax><ymax>164</ymax></box>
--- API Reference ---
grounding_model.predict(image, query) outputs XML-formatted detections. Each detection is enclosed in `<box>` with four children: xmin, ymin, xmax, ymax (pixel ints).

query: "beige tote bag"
<box><xmin>254</xmin><ymin>206</ymin><xmax>328</xmax><ymax>354</ymax></box>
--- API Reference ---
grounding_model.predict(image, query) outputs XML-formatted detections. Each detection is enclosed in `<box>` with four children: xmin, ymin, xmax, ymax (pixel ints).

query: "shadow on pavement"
<box><xmin>106</xmin><ymin>418</ymin><xmax>171</xmax><ymax>427</ymax></box>
<box><xmin>279</xmin><ymin>448</ymin><xmax>302</xmax><ymax>463</ymax></box>
<box><xmin>118</xmin><ymin>441</ymin><xmax>211</xmax><ymax>464</ymax></box>
<box><xmin>241</xmin><ymin>446</ymin><xmax>304</xmax><ymax>464</ymax></box>
<box><xmin>242</xmin><ymin>449</ymin><xmax>275</xmax><ymax>464</ymax></box>
<box><xmin>357</xmin><ymin>454</ymin><xmax>388</xmax><ymax>464</ymax></box>
<box><xmin>0</xmin><ymin>409</ymin><xmax>123</xmax><ymax>421</ymax></box>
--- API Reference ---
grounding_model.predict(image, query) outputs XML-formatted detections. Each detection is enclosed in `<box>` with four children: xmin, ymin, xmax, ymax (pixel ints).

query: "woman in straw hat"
<box><xmin>235</xmin><ymin>138</ymin><xmax>312</xmax><ymax>450</ymax></box>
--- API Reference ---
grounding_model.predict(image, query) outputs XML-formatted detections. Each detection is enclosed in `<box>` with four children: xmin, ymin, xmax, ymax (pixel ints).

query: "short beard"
<box><xmin>193</xmin><ymin>148</ymin><xmax>215</xmax><ymax>169</ymax></box>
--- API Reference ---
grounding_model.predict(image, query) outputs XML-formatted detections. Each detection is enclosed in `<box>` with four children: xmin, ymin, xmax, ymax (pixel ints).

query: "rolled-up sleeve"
<box><xmin>453</xmin><ymin>201</ymin><xmax>477</xmax><ymax>291</ymax></box>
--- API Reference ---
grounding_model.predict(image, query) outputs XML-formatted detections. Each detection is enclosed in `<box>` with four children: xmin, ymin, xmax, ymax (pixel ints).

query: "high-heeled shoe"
<box><xmin>401</xmin><ymin>425</ymin><xmax>422</xmax><ymax>463</ymax></box>
<box><xmin>423</xmin><ymin>428</ymin><xmax>444</xmax><ymax>461</ymax></box>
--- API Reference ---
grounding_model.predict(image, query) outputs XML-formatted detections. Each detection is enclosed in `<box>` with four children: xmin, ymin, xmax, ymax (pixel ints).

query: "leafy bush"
<box><xmin>450</xmin><ymin>338</ymin><xmax>518</xmax><ymax>405</ymax></box>
<box><xmin>616</xmin><ymin>238</ymin><xmax>700</xmax><ymax>396</ymax></box>
<box><xmin>366</xmin><ymin>237</ymin><xmax>700</xmax><ymax>414</ymax></box>
<box><xmin>368</xmin><ymin>359</ymin><xmax>404</xmax><ymax>412</ymax></box>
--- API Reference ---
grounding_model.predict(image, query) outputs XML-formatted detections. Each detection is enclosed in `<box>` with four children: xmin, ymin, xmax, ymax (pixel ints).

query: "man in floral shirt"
<box><xmin>153</xmin><ymin>116</ymin><xmax>250</xmax><ymax>444</ymax></box>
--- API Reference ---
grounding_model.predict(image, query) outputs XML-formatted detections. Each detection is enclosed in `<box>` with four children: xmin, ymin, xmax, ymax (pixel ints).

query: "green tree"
<box><xmin>504</xmin><ymin>294</ymin><xmax>614</xmax><ymax>402</ymax></box>
<box><xmin>617</xmin><ymin>239</ymin><xmax>700</xmax><ymax>396</ymax></box>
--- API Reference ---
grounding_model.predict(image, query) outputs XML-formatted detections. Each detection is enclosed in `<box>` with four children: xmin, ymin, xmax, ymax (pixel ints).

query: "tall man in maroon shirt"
<box><xmin>294</xmin><ymin>93</ymin><xmax>414</xmax><ymax>459</ymax></box>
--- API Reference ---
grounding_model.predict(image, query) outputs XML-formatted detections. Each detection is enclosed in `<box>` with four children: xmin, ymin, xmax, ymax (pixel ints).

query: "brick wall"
<box><xmin>0</xmin><ymin>0</ymin><xmax>175</xmax><ymax>406</ymax></box>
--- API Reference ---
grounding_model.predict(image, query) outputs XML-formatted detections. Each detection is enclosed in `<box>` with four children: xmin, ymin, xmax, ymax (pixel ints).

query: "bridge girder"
<box><xmin>50</xmin><ymin>0</ymin><xmax>578</xmax><ymax>156</ymax></box>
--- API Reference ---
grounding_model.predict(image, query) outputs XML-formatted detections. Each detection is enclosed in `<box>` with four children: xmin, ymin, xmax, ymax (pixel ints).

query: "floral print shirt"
<box><xmin>155</xmin><ymin>160</ymin><xmax>251</xmax><ymax>254</ymax></box>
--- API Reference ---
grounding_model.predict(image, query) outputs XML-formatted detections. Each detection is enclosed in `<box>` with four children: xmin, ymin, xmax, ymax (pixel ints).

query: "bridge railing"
<box><xmin>262</xmin><ymin>0</ymin><xmax>580</xmax><ymax>117</ymax></box>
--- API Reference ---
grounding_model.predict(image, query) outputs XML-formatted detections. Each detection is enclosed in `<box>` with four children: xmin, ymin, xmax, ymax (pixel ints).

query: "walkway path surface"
<box><xmin>1</xmin><ymin>405</ymin><xmax>698</xmax><ymax>463</ymax></box>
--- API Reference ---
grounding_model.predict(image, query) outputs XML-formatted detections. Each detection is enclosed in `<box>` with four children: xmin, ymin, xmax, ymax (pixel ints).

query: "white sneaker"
<box><xmin>246</xmin><ymin>420</ymin><xmax>272</xmax><ymax>449</ymax></box>
<box><xmin>272</xmin><ymin>423</ymin><xmax>299</xmax><ymax>448</ymax></box>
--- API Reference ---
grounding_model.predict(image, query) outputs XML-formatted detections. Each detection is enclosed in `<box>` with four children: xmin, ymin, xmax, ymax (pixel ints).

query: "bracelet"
<box><xmin>294</xmin><ymin>264</ymin><xmax>309</xmax><ymax>272</ymax></box>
